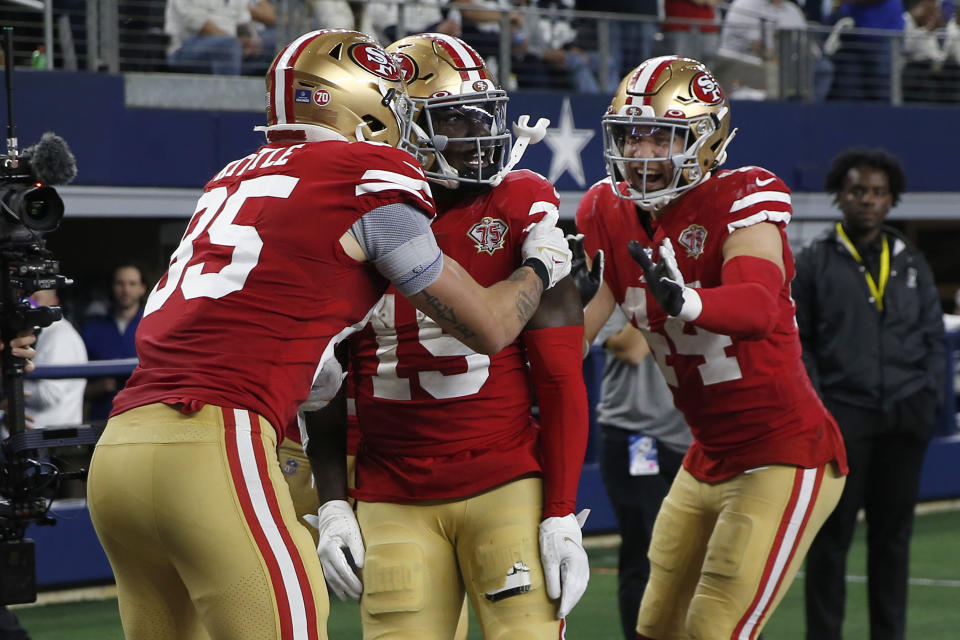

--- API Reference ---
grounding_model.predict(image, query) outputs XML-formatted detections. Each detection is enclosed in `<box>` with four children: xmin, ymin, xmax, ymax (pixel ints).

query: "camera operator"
<box><xmin>1</xmin><ymin>335</ymin><xmax>36</xmax><ymax>372</ymax></box>
<box><xmin>0</xmin><ymin>332</ymin><xmax>37</xmax><ymax>640</ymax></box>
<box><xmin>24</xmin><ymin>290</ymin><xmax>86</xmax><ymax>429</ymax></box>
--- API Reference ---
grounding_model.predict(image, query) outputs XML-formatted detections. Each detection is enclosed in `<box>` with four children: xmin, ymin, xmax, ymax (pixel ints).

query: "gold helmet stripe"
<box><xmin>271</xmin><ymin>30</ymin><xmax>326</xmax><ymax>125</ymax></box>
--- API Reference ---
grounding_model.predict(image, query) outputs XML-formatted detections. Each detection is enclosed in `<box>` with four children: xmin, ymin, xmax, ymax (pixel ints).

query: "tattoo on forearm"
<box><xmin>510</xmin><ymin>267</ymin><xmax>542</xmax><ymax>325</ymax></box>
<box><xmin>420</xmin><ymin>291</ymin><xmax>477</xmax><ymax>343</ymax></box>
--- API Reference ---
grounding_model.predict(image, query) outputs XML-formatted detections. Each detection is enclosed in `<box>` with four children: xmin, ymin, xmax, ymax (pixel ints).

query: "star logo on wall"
<box><xmin>544</xmin><ymin>97</ymin><xmax>595</xmax><ymax>187</ymax></box>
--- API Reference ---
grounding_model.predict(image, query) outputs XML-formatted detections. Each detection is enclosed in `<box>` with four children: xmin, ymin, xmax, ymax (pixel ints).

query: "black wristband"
<box><xmin>522</xmin><ymin>257</ymin><xmax>550</xmax><ymax>290</ymax></box>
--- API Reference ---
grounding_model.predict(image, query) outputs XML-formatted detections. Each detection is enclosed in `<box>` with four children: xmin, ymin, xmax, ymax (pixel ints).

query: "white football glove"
<box><xmin>522</xmin><ymin>210</ymin><xmax>573</xmax><ymax>290</ymax></box>
<box><xmin>539</xmin><ymin>509</ymin><xmax>590</xmax><ymax>619</ymax></box>
<box><xmin>299</xmin><ymin>357</ymin><xmax>347</xmax><ymax>412</ymax></box>
<box><xmin>303</xmin><ymin>500</ymin><xmax>365</xmax><ymax>601</ymax></box>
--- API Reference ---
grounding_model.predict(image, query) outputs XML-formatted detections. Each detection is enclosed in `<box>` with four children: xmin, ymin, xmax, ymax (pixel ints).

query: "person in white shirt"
<box><xmin>367</xmin><ymin>0</ymin><xmax>462</xmax><ymax>45</ymax></box>
<box><xmin>901</xmin><ymin>0</ymin><xmax>960</xmax><ymax>102</ymax></box>
<box><xmin>715</xmin><ymin>0</ymin><xmax>832</xmax><ymax>98</ymax></box>
<box><xmin>164</xmin><ymin>0</ymin><xmax>257</xmax><ymax>75</ymax></box>
<box><xmin>24</xmin><ymin>289</ymin><xmax>88</xmax><ymax>429</ymax></box>
<box><xmin>945</xmin><ymin>4</ymin><xmax>960</xmax><ymax>65</ymax></box>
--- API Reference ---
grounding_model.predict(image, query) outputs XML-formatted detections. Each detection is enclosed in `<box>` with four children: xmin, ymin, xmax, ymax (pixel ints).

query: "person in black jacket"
<box><xmin>795</xmin><ymin>147</ymin><xmax>946</xmax><ymax>640</ymax></box>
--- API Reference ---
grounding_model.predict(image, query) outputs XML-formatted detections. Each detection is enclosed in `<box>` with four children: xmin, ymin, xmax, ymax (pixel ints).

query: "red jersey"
<box><xmin>349</xmin><ymin>170</ymin><xmax>559</xmax><ymax>502</ymax></box>
<box><xmin>577</xmin><ymin>168</ymin><xmax>847</xmax><ymax>481</ymax></box>
<box><xmin>113</xmin><ymin>140</ymin><xmax>436</xmax><ymax>439</ymax></box>
<box><xmin>663</xmin><ymin>0</ymin><xmax>719</xmax><ymax>33</ymax></box>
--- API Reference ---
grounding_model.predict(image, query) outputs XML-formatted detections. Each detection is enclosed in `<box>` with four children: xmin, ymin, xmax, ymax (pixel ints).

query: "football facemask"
<box><xmin>416</xmin><ymin>95</ymin><xmax>510</xmax><ymax>186</ymax></box>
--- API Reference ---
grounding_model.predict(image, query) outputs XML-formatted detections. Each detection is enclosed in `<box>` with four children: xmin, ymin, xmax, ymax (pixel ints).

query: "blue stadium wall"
<box><xmin>4</xmin><ymin>70</ymin><xmax>960</xmax><ymax>193</ymax></box>
<box><xmin>9</xmin><ymin>70</ymin><xmax>960</xmax><ymax>587</ymax></box>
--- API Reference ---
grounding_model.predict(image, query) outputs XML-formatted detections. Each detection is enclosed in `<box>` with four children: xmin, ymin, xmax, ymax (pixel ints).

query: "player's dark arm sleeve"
<box><xmin>792</xmin><ymin>248</ymin><xmax>822</xmax><ymax>395</ymax></box>
<box><xmin>522</xmin><ymin>277</ymin><xmax>589</xmax><ymax>519</ymax></box>
<box><xmin>303</xmin><ymin>346</ymin><xmax>351</xmax><ymax>505</ymax></box>
<box><xmin>303</xmin><ymin>385</ymin><xmax>349</xmax><ymax>505</ymax></box>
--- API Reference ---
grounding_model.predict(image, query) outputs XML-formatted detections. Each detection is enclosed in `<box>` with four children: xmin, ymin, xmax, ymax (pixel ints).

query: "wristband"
<box><xmin>522</xmin><ymin>257</ymin><xmax>550</xmax><ymax>290</ymax></box>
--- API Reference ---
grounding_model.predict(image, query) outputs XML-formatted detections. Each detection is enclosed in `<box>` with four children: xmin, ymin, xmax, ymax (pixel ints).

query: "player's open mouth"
<box><xmin>636</xmin><ymin>169</ymin><xmax>665</xmax><ymax>188</ymax></box>
<box><xmin>463</xmin><ymin>151</ymin><xmax>489</xmax><ymax>169</ymax></box>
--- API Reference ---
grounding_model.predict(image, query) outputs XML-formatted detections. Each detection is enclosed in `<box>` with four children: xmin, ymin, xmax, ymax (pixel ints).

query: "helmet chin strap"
<box><xmin>407</xmin><ymin>121</ymin><xmax>460</xmax><ymax>189</ymax></box>
<box><xmin>489</xmin><ymin>115</ymin><xmax>550</xmax><ymax>187</ymax></box>
<box><xmin>713</xmin><ymin>127</ymin><xmax>738</xmax><ymax>168</ymax></box>
<box><xmin>354</xmin><ymin>122</ymin><xmax>368</xmax><ymax>143</ymax></box>
<box><xmin>429</xmin><ymin>135</ymin><xmax>465</xmax><ymax>188</ymax></box>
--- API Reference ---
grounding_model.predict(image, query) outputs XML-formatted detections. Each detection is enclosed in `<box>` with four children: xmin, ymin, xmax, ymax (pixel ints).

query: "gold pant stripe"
<box><xmin>223</xmin><ymin>407</ymin><xmax>320</xmax><ymax>640</ymax></box>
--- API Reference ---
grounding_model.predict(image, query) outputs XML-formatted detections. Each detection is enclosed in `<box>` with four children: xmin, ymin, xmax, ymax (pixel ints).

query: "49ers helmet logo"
<box><xmin>691</xmin><ymin>72</ymin><xmax>723</xmax><ymax>104</ymax></box>
<box><xmin>467</xmin><ymin>217</ymin><xmax>508</xmax><ymax>255</ymax></box>
<box><xmin>349</xmin><ymin>43</ymin><xmax>401</xmax><ymax>80</ymax></box>
<box><xmin>395</xmin><ymin>53</ymin><xmax>418</xmax><ymax>83</ymax></box>
<box><xmin>678</xmin><ymin>224</ymin><xmax>708</xmax><ymax>259</ymax></box>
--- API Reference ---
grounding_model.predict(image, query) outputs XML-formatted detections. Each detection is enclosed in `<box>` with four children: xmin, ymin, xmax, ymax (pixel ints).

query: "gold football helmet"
<box><xmin>262</xmin><ymin>29</ymin><xmax>414</xmax><ymax>152</ymax></box>
<box><xmin>602</xmin><ymin>56</ymin><xmax>737</xmax><ymax>210</ymax></box>
<box><xmin>387</xmin><ymin>33</ymin><xmax>511</xmax><ymax>188</ymax></box>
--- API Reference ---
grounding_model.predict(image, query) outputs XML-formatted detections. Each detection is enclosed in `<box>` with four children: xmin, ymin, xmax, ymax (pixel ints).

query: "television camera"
<box><xmin>0</xmin><ymin>27</ymin><xmax>97</xmax><ymax>606</ymax></box>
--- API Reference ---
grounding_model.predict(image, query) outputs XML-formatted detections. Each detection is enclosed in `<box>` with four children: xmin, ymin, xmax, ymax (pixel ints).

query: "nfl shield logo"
<box><xmin>467</xmin><ymin>217</ymin><xmax>508</xmax><ymax>255</ymax></box>
<box><xmin>282</xmin><ymin>458</ymin><xmax>299</xmax><ymax>475</ymax></box>
<box><xmin>678</xmin><ymin>225</ymin><xmax>708</xmax><ymax>259</ymax></box>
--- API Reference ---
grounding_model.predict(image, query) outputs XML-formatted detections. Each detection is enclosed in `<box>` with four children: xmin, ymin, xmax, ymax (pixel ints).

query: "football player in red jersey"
<box><xmin>576</xmin><ymin>56</ymin><xmax>849</xmax><ymax>640</ymax></box>
<box><xmin>302</xmin><ymin>33</ymin><xmax>591</xmax><ymax>639</ymax></box>
<box><xmin>85</xmin><ymin>30</ymin><xmax>572</xmax><ymax>640</ymax></box>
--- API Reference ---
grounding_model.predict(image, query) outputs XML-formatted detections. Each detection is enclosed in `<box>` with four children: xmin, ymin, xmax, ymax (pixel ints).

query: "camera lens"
<box><xmin>0</xmin><ymin>184</ymin><xmax>64</xmax><ymax>232</ymax></box>
<box><xmin>21</xmin><ymin>186</ymin><xmax>63</xmax><ymax>230</ymax></box>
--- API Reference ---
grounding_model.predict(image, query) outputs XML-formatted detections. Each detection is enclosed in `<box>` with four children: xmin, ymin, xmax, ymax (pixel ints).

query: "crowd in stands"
<box><xmin>3</xmin><ymin>1</ymin><xmax>960</xmax><ymax>99</ymax></box>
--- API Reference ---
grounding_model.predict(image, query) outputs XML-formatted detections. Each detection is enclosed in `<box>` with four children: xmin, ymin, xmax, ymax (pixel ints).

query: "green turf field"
<box><xmin>13</xmin><ymin>508</ymin><xmax>960</xmax><ymax>639</ymax></box>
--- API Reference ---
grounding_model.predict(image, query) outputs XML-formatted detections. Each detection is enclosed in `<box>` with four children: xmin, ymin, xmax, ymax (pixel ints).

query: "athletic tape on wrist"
<box><xmin>522</xmin><ymin>257</ymin><xmax>550</xmax><ymax>290</ymax></box>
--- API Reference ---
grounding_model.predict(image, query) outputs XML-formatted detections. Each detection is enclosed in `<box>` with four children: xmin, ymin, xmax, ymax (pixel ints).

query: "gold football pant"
<box><xmin>278</xmin><ymin>439</ymin><xmax>469</xmax><ymax>639</ymax></box>
<box><xmin>88</xmin><ymin>403</ymin><xmax>330</xmax><ymax>640</ymax></box>
<box><xmin>636</xmin><ymin>462</ymin><xmax>845</xmax><ymax>640</ymax></box>
<box><xmin>357</xmin><ymin>476</ymin><xmax>561</xmax><ymax>640</ymax></box>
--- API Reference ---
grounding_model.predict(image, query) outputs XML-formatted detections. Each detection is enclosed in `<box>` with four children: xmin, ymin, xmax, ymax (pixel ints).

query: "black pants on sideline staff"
<box><xmin>598</xmin><ymin>424</ymin><xmax>684</xmax><ymax>640</ymax></box>
<box><xmin>805</xmin><ymin>394</ymin><xmax>934</xmax><ymax>640</ymax></box>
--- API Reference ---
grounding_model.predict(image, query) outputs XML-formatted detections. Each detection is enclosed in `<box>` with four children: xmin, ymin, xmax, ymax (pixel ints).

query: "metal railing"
<box><xmin>2</xmin><ymin>0</ymin><xmax>957</xmax><ymax>105</ymax></box>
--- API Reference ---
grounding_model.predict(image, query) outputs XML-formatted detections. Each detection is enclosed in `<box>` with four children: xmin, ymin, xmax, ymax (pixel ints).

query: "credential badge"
<box><xmin>678</xmin><ymin>224</ymin><xmax>708</xmax><ymax>259</ymax></box>
<box><xmin>468</xmin><ymin>217</ymin><xmax>508</xmax><ymax>255</ymax></box>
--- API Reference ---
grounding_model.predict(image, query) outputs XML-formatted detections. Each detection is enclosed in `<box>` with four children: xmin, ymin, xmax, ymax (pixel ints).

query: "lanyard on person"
<box><xmin>835</xmin><ymin>222</ymin><xmax>889</xmax><ymax>311</ymax></box>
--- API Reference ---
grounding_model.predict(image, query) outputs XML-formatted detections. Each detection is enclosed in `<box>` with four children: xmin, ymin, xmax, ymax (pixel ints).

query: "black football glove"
<box><xmin>566</xmin><ymin>234</ymin><xmax>604</xmax><ymax>307</ymax></box>
<box><xmin>627</xmin><ymin>238</ymin><xmax>696</xmax><ymax>318</ymax></box>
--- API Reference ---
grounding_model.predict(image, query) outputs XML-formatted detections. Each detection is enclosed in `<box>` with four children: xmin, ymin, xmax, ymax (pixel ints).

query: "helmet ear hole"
<box><xmin>363</xmin><ymin>116</ymin><xmax>387</xmax><ymax>133</ymax></box>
